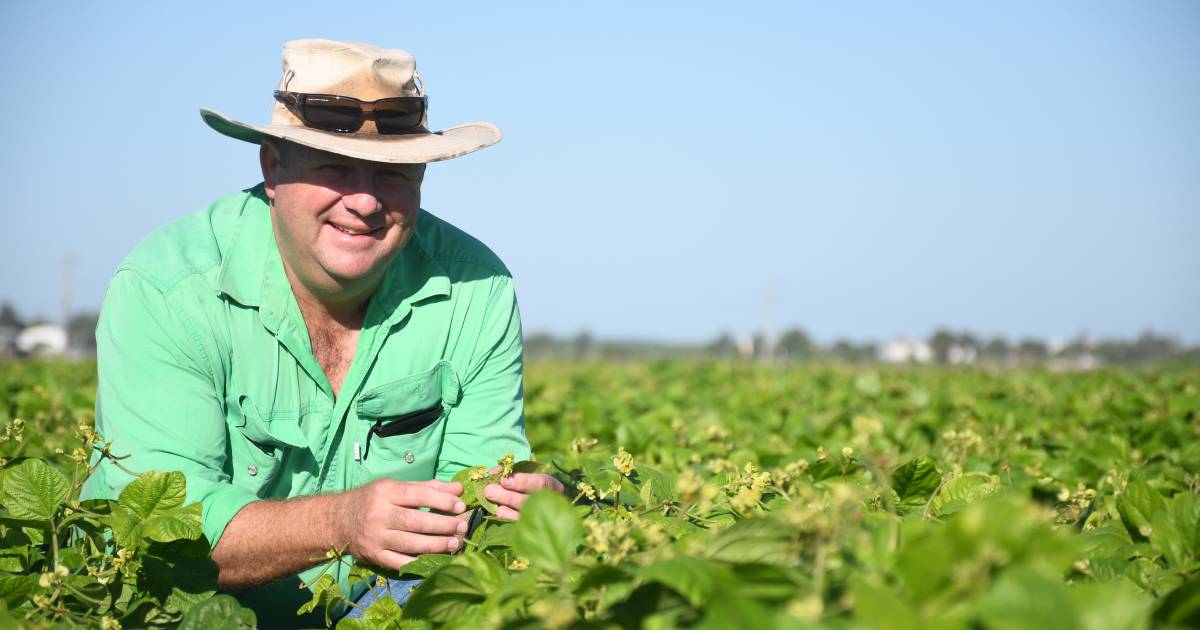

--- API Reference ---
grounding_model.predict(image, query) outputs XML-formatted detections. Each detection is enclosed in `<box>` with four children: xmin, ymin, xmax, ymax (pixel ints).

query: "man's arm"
<box><xmin>211</xmin><ymin>479</ymin><xmax>467</xmax><ymax>589</ymax></box>
<box><xmin>436</xmin><ymin>273</ymin><xmax>565</xmax><ymax>517</ymax></box>
<box><xmin>436</xmin><ymin>274</ymin><xmax>532</xmax><ymax>480</ymax></box>
<box><xmin>85</xmin><ymin>270</ymin><xmax>469</xmax><ymax>589</ymax></box>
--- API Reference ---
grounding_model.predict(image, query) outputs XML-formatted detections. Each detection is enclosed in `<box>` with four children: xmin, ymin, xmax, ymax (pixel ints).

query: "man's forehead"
<box><xmin>282</xmin><ymin>140</ymin><xmax>425</xmax><ymax>170</ymax></box>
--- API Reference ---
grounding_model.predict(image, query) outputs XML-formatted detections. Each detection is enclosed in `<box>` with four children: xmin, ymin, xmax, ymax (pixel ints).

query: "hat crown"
<box><xmin>276</xmin><ymin>39</ymin><xmax>422</xmax><ymax>100</ymax></box>
<box><xmin>270</xmin><ymin>39</ymin><xmax>427</xmax><ymax>132</ymax></box>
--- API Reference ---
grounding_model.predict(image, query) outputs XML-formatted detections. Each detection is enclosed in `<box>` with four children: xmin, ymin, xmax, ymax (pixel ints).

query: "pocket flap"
<box><xmin>357</xmin><ymin>360</ymin><xmax>461</xmax><ymax>420</ymax></box>
<box><xmin>233</xmin><ymin>394</ymin><xmax>307</xmax><ymax>450</ymax></box>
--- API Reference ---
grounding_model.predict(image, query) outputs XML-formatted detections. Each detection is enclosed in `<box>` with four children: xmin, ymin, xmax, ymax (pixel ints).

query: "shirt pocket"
<box><xmin>228</xmin><ymin>394</ymin><xmax>307</xmax><ymax>497</ymax></box>
<box><xmin>355</xmin><ymin>360</ymin><xmax>462</xmax><ymax>481</ymax></box>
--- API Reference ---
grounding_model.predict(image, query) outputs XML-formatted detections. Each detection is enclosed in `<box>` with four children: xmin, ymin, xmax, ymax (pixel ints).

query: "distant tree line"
<box><xmin>525</xmin><ymin>326</ymin><xmax>1200</xmax><ymax>368</ymax></box>
<box><xmin>3</xmin><ymin>300</ymin><xmax>1196</xmax><ymax>367</ymax></box>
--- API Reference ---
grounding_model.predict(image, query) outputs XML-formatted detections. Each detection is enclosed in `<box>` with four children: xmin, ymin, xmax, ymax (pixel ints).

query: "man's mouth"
<box><xmin>330</xmin><ymin>223</ymin><xmax>382</xmax><ymax>236</ymax></box>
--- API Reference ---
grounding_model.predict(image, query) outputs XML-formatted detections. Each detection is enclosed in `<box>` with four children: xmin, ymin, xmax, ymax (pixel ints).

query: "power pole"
<box><xmin>62</xmin><ymin>254</ymin><xmax>74</xmax><ymax>326</ymax></box>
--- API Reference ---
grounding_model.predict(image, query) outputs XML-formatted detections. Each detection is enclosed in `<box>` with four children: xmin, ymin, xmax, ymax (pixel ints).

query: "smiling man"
<box><xmin>81</xmin><ymin>39</ymin><xmax>561</xmax><ymax>622</ymax></box>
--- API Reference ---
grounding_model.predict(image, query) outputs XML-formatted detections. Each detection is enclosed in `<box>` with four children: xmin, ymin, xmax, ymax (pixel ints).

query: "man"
<box><xmin>81</xmin><ymin>39</ymin><xmax>562</xmax><ymax>620</ymax></box>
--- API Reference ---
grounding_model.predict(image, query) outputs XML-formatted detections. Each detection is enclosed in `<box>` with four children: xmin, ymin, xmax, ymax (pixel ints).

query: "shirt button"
<box><xmin>404</xmin><ymin>452</ymin><xmax>415</xmax><ymax>464</ymax></box>
<box><xmin>247</xmin><ymin>465</ymin><xmax>258</xmax><ymax>476</ymax></box>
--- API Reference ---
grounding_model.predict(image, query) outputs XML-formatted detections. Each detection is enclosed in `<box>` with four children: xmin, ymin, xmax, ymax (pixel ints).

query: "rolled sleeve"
<box><xmin>81</xmin><ymin>269</ymin><xmax>255</xmax><ymax>548</ymax></box>
<box><xmin>436</xmin><ymin>274</ymin><xmax>532</xmax><ymax>480</ymax></box>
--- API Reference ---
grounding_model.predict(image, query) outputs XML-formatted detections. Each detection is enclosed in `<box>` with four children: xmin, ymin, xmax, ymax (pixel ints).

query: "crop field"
<box><xmin>0</xmin><ymin>359</ymin><xmax>1198</xmax><ymax>628</ymax></box>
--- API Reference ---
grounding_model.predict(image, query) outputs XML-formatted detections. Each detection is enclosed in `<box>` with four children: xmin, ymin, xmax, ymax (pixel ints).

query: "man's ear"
<box><xmin>259</xmin><ymin>140</ymin><xmax>281</xmax><ymax>202</ymax></box>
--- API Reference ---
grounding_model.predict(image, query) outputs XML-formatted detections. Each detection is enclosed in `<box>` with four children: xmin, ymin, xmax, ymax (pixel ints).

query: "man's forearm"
<box><xmin>211</xmin><ymin>491</ymin><xmax>350</xmax><ymax>589</ymax></box>
<box><xmin>210</xmin><ymin>478</ymin><xmax>469</xmax><ymax>590</ymax></box>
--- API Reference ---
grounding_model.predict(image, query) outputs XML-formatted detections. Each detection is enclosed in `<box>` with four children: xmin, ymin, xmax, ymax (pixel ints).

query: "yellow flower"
<box><xmin>675</xmin><ymin>469</ymin><xmax>704</xmax><ymax>499</ymax></box>
<box><xmin>613</xmin><ymin>447</ymin><xmax>635</xmax><ymax>477</ymax></box>
<box><xmin>498</xmin><ymin>452</ymin><xmax>516</xmax><ymax>477</ymax></box>
<box><xmin>576</xmin><ymin>481</ymin><xmax>597</xmax><ymax>500</ymax></box>
<box><xmin>570</xmin><ymin>437</ymin><xmax>598</xmax><ymax>453</ymax></box>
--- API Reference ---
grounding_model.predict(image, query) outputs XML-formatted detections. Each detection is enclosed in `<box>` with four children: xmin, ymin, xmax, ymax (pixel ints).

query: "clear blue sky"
<box><xmin>1</xmin><ymin>1</ymin><xmax>1197</xmax><ymax>344</ymax></box>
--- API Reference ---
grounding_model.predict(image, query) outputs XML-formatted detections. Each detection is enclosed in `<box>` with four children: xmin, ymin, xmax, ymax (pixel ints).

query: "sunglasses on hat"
<box><xmin>273</xmin><ymin>90</ymin><xmax>428</xmax><ymax>134</ymax></box>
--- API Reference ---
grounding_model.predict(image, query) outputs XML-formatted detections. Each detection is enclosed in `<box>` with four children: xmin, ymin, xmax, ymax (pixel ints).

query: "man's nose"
<box><xmin>340</xmin><ymin>170</ymin><xmax>384</xmax><ymax>215</ymax></box>
<box><xmin>342</xmin><ymin>189</ymin><xmax>383</xmax><ymax>215</ymax></box>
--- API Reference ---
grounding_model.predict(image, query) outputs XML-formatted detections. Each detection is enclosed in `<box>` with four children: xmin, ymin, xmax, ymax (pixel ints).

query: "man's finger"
<box><xmin>389</xmin><ymin>508</ymin><xmax>469</xmax><ymax>537</ymax></box>
<box><xmin>484</xmin><ymin>483</ymin><xmax>528</xmax><ymax>510</ymax></box>
<box><xmin>387</xmin><ymin>483</ymin><xmax>466</xmax><ymax>514</ymax></box>
<box><xmin>414</xmin><ymin>480</ymin><xmax>464</xmax><ymax>495</ymax></box>
<box><xmin>495</xmin><ymin>505</ymin><xmax>520</xmax><ymax>521</ymax></box>
<box><xmin>499</xmin><ymin>473</ymin><xmax>564</xmax><ymax>494</ymax></box>
<box><xmin>374</xmin><ymin>550</ymin><xmax>417</xmax><ymax>572</ymax></box>
<box><xmin>384</xmin><ymin>531</ymin><xmax>463</xmax><ymax>555</ymax></box>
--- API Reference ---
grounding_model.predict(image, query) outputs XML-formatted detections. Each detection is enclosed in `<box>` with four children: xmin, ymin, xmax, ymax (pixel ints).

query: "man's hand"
<box><xmin>483</xmin><ymin>469</ymin><xmax>565</xmax><ymax>520</ymax></box>
<box><xmin>337</xmin><ymin>478</ymin><xmax>468</xmax><ymax>570</ymax></box>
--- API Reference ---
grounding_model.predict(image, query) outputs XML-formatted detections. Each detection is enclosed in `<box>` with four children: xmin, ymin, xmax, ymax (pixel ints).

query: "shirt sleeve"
<box><xmin>81</xmin><ymin>269</ymin><xmax>257</xmax><ymax>549</ymax></box>
<box><xmin>435</xmin><ymin>274</ymin><xmax>532</xmax><ymax>481</ymax></box>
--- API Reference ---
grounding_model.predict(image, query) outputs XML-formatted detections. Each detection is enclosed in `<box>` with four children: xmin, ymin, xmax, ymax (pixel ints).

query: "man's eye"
<box><xmin>379</xmin><ymin>170</ymin><xmax>419</xmax><ymax>183</ymax></box>
<box><xmin>318</xmin><ymin>164</ymin><xmax>351</xmax><ymax>177</ymax></box>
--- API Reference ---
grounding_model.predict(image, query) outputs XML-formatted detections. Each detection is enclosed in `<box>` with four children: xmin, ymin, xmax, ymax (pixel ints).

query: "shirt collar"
<box><xmin>215</xmin><ymin>183</ymin><xmax>452</xmax><ymax>323</ymax></box>
<box><xmin>215</xmin><ymin>184</ymin><xmax>273</xmax><ymax>308</ymax></box>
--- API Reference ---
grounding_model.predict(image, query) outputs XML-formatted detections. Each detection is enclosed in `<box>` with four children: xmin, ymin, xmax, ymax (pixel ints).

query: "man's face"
<box><xmin>260</xmin><ymin>140</ymin><xmax>426</xmax><ymax>299</ymax></box>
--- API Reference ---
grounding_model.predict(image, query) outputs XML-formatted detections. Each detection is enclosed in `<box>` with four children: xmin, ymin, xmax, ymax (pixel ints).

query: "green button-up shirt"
<box><xmin>81</xmin><ymin>184</ymin><xmax>531</xmax><ymax>618</ymax></box>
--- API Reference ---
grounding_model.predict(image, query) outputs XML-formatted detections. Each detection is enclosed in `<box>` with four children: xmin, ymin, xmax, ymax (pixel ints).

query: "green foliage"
<box><xmin>0</xmin><ymin>360</ymin><xmax>255</xmax><ymax>627</ymax></box>
<box><xmin>3</xmin><ymin>359</ymin><xmax>1199</xmax><ymax>628</ymax></box>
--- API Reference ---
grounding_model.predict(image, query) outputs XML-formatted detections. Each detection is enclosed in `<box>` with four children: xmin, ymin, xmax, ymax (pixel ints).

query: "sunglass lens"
<box><xmin>301</xmin><ymin>97</ymin><xmax>364</xmax><ymax>132</ymax></box>
<box><xmin>373</xmin><ymin>99</ymin><xmax>425</xmax><ymax>133</ymax></box>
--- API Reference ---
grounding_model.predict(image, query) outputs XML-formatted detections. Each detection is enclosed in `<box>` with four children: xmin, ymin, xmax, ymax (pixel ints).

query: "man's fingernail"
<box><xmin>454</xmin><ymin>502</ymin><xmax>466</xmax><ymax>513</ymax></box>
<box><xmin>457</xmin><ymin>521</ymin><xmax>468</xmax><ymax>534</ymax></box>
<box><xmin>485</xmin><ymin>487</ymin><xmax>496</xmax><ymax>500</ymax></box>
<box><xmin>501</xmin><ymin>477</ymin><xmax>513</xmax><ymax>487</ymax></box>
<box><xmin>447</xmin><ymin>538</ymin><xmax>459</xmax><ymax>551</ymax></box>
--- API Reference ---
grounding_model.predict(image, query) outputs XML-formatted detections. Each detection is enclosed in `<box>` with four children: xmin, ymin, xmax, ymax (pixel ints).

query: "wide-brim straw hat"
<box><xmin>200</xmin><ymin>39</ymin><xmax>501</xmax><ymax>163</ymax></box>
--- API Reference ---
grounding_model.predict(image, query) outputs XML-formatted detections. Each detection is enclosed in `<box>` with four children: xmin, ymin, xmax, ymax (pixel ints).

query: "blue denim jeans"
<box><xmin>342</xmin><ymin>578</ymin><xmax>424</xmax><ymax>618</ymax></box>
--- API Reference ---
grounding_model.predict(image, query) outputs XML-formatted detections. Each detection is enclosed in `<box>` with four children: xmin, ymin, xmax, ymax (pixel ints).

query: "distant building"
<box><xmin>878</xmin><ymin>338</ymin><xmax>933</xmax><ymax>364</ymax></box>
<box><xmin>16</xmin><ymin>324</ymin><xmax>68</xmax><ymax>357</ymax></box>
<box><xmin>947</xmin><ymin>344</ymin><xmax>978</xmax><ymax>365</ymax></box>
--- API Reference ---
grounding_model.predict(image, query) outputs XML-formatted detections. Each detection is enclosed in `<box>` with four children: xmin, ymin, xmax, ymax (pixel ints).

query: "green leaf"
<box><xmin>929</xmin><ymin>472</ymin><xmax>1003</xmax><ymax>516</ymax></box>
<box><xmin>696</xmin><ymin>594</ymin><xmax>775</xmax><ymax>630</ymax></box>
<box><xmin>142</xmin><ymin>503</ymin><xmax>203</xmax><ymax>543</ymax></box>
<box><xmin>461</xmin><ymin>551</ymin><xmax>507</xmax><ymax>592</ymax></box>
<box><xmin>118</xmin><ymin>471</ymin><xmax>187</xmax><ymax>519</ymax></box>
<box><xmin>297</xmin><ymin>573</ymin><xmax>343</xmax><ymax>626</ymax></box>
<box><xmin>140</xmin><ymin>548</ymin><xmax>219</xmax><ymax>614</ymax></box>
<box><xmin>703</xmin><ymin>518</ymin><xmax>792</xmax><ymax>564</ymax></box>
<box><xmin>891</xmin><ymin>456</ymin><xmax>942</xmax><ymax>515</ymax></box>
<box><xmin>1067</xmin><ymin>580</ymin><xmax>1152</xmax><ymax>630</ymax></box>
<box><xmin>362</xmin><ymin>594</ymin><xmax>407</xmax><ymax>629</ymax></box>
<box><xmin>178</xmin><ymin>594</ymin><xmax>257</xmax><ymax>629</ymax></box>
<box><xmin>511</xmin><ymin>460</ymin><xmax>545</xmax><ymax>474</ymax></box>
<box><xmin>512</xmin><ymin>491</ymin><xmax>582</xmax><ymax>574</ymax></box>
<box><xmin>1117</xmin><ymin>481</ymin><xmax>1165</xmax><ymax>541</ymax></box>
<box><xmin>1</xmin><ymin>459</ymin><xmax>68</xmax><ymax>521</ymax></box>
<box><xmin>974</xmin><ymin>566</ymin><xmax>1080</xmax><ymax>630</ymax></box>
<box><xmin>397</xmin><ymin>553</ymin><xmax>454</xmax><ymax>578</ymax></box>
<box><xmin>1154</xmin><ymin>576</ymin><xmax>1200</xmax><ymax>629</ymax></box>
<box><xmin>403</xmin><ymin>564</ymin><xmax>487</xmax><ymax>622</ymax></box>
<box><xmin>451</xmin><ymin>466</ymin><xmax>487</xmax><ymax>485</ymax></box>
<box><xmin>0</xmin><ymin>575</ymin><xmax>32</xmax><ymax>609</ymax></box>
<box><xmin>851</xmin><ymin>576</ymin><xmax>921</xmax><ymax>630</ymax></box>
<box><xmin>638</xmin><ymin>557</ymin><xmax>717</xmax><ymax>607</ymax></box>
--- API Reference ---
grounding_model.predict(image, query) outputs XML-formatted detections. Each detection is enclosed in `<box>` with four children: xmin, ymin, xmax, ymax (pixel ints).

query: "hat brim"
<box><xmin>200</xmin><ymin>108</ymin><xmax>501</xmax><ymax>164</ymax></box>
